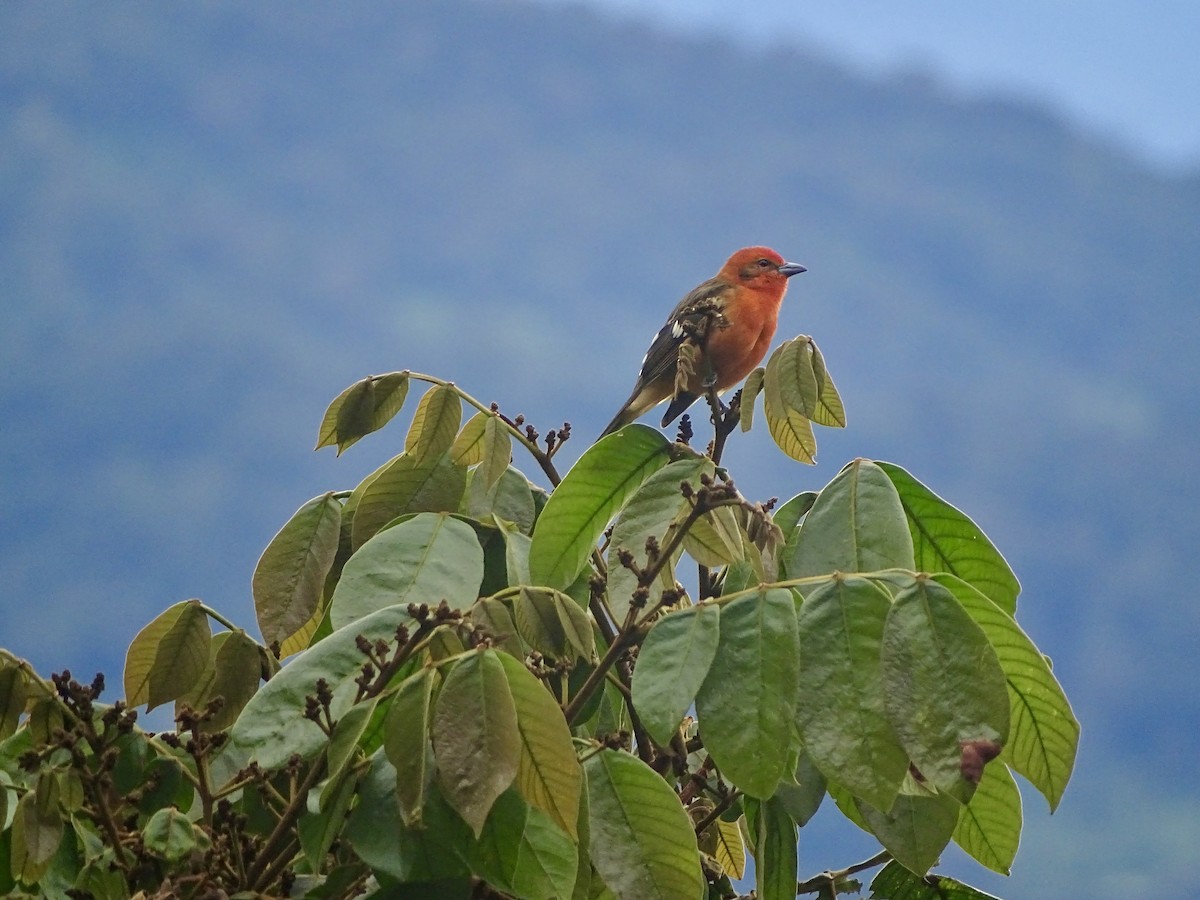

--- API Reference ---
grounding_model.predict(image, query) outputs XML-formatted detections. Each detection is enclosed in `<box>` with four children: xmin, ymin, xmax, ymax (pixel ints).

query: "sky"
<box><xmin>541</xmin><ymin>0</ymin><xmax>1200</xmax><ymax>172</ymax></box>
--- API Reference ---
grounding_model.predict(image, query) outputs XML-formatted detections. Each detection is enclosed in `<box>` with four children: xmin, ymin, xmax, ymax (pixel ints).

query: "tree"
<box><xmin>0</xmin><ymin>334</ymin><xmax>1077</xmax><ymax>898</ymax></box>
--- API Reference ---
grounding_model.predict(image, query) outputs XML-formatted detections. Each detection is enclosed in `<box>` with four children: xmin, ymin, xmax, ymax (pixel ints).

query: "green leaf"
<box><xmin>472</xmin><ymin>596</ymin><xmax>526</xmax><ymax>659</ymax></box>
<box><xmin>316</xmin><ymin>372</ymin><xmax>410</xmax><ymax>454</ymax></box>
<box><xmin>253</xmin><ymin>492</ymin><xmax>342</xmax><ymax>647</ymax></box>
<box><xmin>953</xmin><ymin>762</ymin><xmax>1021</xmax><ymax>875</ymax></box>
<box><xmin>786</xmin><ymin>459</ymin><xmax>915</xmax><ymax>578</ymax></box>
<box><xmin>11</xmin><ymin>776</ymin><xmax>62</xmax><ymax>881</ymax></box>
<box><xmin>529</xmin><ymin>424</ymin><xmax>671</xmax><ymax>591</ymax></box>
<box><xmin>326</xmin><ymin>697</ymin><xmax>378</xmax><ymax>791</ymax></box>
<box><xmin>477</xmin><ymin>415</ymin><xmax>512</xmax><ymax>492</ymax></box>
<box><xmin>406</xmin><ymin>383</ymin><xmax>463</xmax><ymax>464</ymax></box>
<box><xmin>344</xmin><ymin>750</ymin><xmax>473</xmax><ymax>882</ymax></box>
<box><xmin>795</xmin><ymin>576</ymin><xmax>908</xmax><ymax>812</ymax></box>
<box><xmin>142</xmin><ymin>807</ymin><xmax>199</xmax><ymax>862</ymax></box>
<box><xmin>755</xmin><ymin>796</ymin><xmax>798</xmax><ymax>900</ymax></box>
<box><xmin>0</xmin><ymin>665</ymin><xmax>27</xmax><ymax>740</ymax></box>
<box><xmin>331</xmin><ymin>512</ymin><xmax>483</xmax><ymax>630</ymax></box>
<box><xmin>123</xmin><ymin>599</ymin><xmax>212</xmax><ymax>711</ymax></box>
<box><xmin>809</xmin><ymin>339</ymin><xmax>847</xmax><ymax>427</ymax></box>
<box><xmin>772</xmin><ymin>751</ymin><xmax>826</xmax><ymax>827</ymax></box>
<box><xmin>432</xmin><ymin>650</ymin><xmax>521</xmax><ymax>836</ymax></box>
<box><xmin>681</xmin><ymin>505</ymin><xmax>744</xmax><ymax>568</ymax></box>
<box><xmin>175</xmin><ymin>629</ymin><xmax>263</xmax><ymax>732</ymax></box>
<box><xmin>465</xmin><ymin>466</ymin><xmax>538</xmax><ymax>534</ymax></box>
<box><xmin>881</xmin><ymin>578</ymin><xmax>1010</xmax><ymax>802</ymax></box>
<box><xmin>605</xmin><ymin>457</ymin><xmax>711</xmax><ymax>624</ymax></box>
<box><xmin>695</xmin><ymin>589</ymin><xmax>798</xmax><ymax>798</ymax></box>
<box><xmin>451</xmin><ymin>411</ymin><xmax>491</xmax><ymax>466</ymax></box>
<box><xmin>858</xmin><ymin>791</ymin><xmax>960</xmax><ymax>876</ymax></box>
<box><xmin>934</xmin><ymin>574</ymin><xmax>1078</xmax><ymax>811</ymax></box>
<box><xmin>225</xmin><ymin>604</ymin><xmax>415</xmax><ymax>769</ymax></box>
<box><xmin>585</xmin><ymin>749</ymin><xmax>704</xmax><ymax>900</ymax></box>
<box><xmin>300</xmin><ymin>766</ymin><xmax>358</xmax><ymax>872</ymax></box>
<box><xmin>712</xmin><ymin>816</ymin><xmax>745</xmax><ymax>880</ymax></box>
<box><xmin>494</xmin><ymin>652</ymin><xmax>583</xmax><ymax>840</ymax></box>
<box><xmin>630</xmin><ymin>603</ymin><xmax>720</xmax><ymax>746</ymax></box>
<box><xmin>384</xmin><ymin>666</ymin><xmax>438</xmax><ymax>826</ymax></box>
<box><xmin>878</xmin><ymin>462</ymin><xmax>1020</xmax><ymax>615</ymax></box>
<box><xmin>739</xmin><ymin>367</ymin><xmax>765</xmax><ymax>432</ymax></box>
<box><xmin>763</xmin><ymin>356</ymin><xmax>817</xmax><ymax>465</ymax></box>
<box><xmin>470</xmin><ymin>788</ymin><xmax>579</xmax><ymax>900</ymax></box>
<box><xmin>351</xmin><ymin>451</ymin><xmax>468</xmax><ymax>548</ymax></box>
<box><xmin>869</xmin><ymin>859</ymin><xmax>1004</xmax><ymax>899</ymax></box>
<box><xmin>513</xmin><ymin>587</ymin><xmax>596</xmax><ymax>663</ymax></box>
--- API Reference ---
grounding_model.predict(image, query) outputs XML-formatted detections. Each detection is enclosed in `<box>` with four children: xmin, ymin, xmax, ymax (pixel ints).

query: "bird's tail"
<box><xmin>599</xmin><ymin>405</ymin><xmax>638</xmax><ymax>439</ymax></box>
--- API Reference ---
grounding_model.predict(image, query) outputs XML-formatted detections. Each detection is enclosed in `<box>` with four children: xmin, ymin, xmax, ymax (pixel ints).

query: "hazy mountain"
<box><xmin>2</xmin><ymin>2</ymin><xmax>1197</xmax><ymax>895</ymax></box>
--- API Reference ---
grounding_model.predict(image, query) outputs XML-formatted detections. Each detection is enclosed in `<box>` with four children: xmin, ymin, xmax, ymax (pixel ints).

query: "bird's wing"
<box><xmin>634</xmin><ymin>278</ymin><xmax>734</xmax><ymax>389</ymax></box>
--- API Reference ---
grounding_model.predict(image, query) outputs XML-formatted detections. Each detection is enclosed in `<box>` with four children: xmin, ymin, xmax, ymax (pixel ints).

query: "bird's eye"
<box><xmin>758</xmin><ymin>258</ymin><xmax>773</xmax><ymax>268</ymax></box>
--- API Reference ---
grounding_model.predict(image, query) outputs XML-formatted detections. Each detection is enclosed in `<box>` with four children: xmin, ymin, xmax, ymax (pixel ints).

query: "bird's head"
<box><xmin>723</xmin><ymin>246</ymin><xmax>806</xmax><ymax>291</ymax></box>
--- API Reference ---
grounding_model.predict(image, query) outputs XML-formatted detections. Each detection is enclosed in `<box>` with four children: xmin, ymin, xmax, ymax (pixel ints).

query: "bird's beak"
<box><xmin>778</xmin><ymin>261</ymin><xmax>807</xmax><ymax>277</ymax></box>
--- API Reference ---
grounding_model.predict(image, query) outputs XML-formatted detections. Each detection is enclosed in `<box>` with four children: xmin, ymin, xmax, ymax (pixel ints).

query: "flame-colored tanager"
<box><xmin>601</xmin><ymin>246</ymin><xmax>806</xmax><ymax>436</ymax></box>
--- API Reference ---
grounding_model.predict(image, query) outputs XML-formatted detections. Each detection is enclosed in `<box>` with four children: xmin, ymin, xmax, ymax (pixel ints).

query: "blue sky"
<box><xmin>541</xmin><ymin>0</ymin><xmax>1200</xmax><ymax>171</ymax></box>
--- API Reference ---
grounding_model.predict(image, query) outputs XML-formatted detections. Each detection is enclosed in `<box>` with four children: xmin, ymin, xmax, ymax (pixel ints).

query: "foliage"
<box><xmin>0</xmin><ymin>339</ymin><xmax>1078</xmax><ymax>898</ymax></box>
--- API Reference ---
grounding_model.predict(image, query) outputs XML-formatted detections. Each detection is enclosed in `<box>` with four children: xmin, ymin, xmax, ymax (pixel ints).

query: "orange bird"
<box><xmin>600</xmin><ymin>246</ymin><xmax>805</xmax><ymax>437</ymax></box>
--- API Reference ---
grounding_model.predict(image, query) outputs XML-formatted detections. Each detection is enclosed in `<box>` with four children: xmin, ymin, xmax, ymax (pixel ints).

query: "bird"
<box><xmin>600</xmin><ymin>246</ymin><xmax>806</xmax><ymax>437</ymax></box>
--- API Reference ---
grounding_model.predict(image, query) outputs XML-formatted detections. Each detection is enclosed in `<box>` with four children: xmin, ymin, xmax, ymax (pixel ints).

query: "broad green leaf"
<box><xmin>739</xmin><ymin>366</ymin><xmax>765</xmax><ymax>432</ymax></box>
<box><xmin>142</xmin><ymin>807</ymin><xmax>199</xmax><ymax>862</ymax></box>
<box><xmin>465</xmin><ymin>465</ymin><xmax>538</xmax><ymax>534</ymax></box>
<box><xmin>497</xmin><ymin>519</ymin><xmax>532</xmax><ymax>585</ymax></box>
<box><xmin>953</xmin><ymin>762</ymin><xmax>1021</xmax><ymax>875</ymax></box>
<box><xmin>300</xmin><ymin>766</ymin><xmax>358</xmax><ymax>871</ymax></box>
<box><xmin>772</xmin><ymin>751</ymin><xmax>827</xmax><ymax>827</ymax></box>
<box><xmin>681</xmin><ymin>505</ymin><xmax>744</xmax><ymax>568</ymax></box>
<box><xmin>713</xmin><ymin>816</ymin><xmax>746</xmax><ymax>880</ymax></box>
<box><xmin>332</xmin><ymin>512</ymin><xmax>483</xmax><ymax>630</ymax></box>
<box><xmin>795</xmin><ymin>576</ymin><xmax>908</xmax><ymax>812</ymax></box>
<box><xmin>0</xmin><ymin>665</ymin><xmax>26</xmax><ymax>740</ymax></box>
<box><xmin>316</xmin><ymin>371</ymin><xmax>410</xmax><ymax>454</ymax></box>
<box><xmin>809</xmin><ymin>339</ymin><xmax>847</xmax><ymax>427</ymax></box>
<box><xmin>254</xmin><ymin>492</ymin><xmax>342</xmax><ymax>647</ymax></box>
<box><xmin>585</xmin><ymin>749</ymin><xmax>704</xmax><ymax>900</ymax></box>
<box><xmin>879</xmin><ymin>462</ymin><xmax>1020</xmax><ymax>615</ymax></box>
<box><xmin>477</xmin><ymin>415</ymin><xmax>512</xmax><ymax>492</ymax></box>
<box><xmin>225</xmin><ymin>604</ymin><xmax>415</xmax><ymax>769</ymax></box>
<box><xmin>406</xmin><ymin>383</ymin><xmax>463</xmax><ymax>464</ymax></box>
<box><xmin>870</xmin><ymin>859</ymin><xmax>1005</xmax><ymax>899</ymax></box>
<box><xmin>451</xmin><ymin>411</ymin><xmax>491</xmax><ymax>466</ymax></box>
<box><xmin>786</xmin><ymin>459</ymin><xmax>915</xmax><ymax>578</ymax></box>
<box><xmin>326</xmin><ymin>697</ymin><xmax>378</xmax><ymax>792</ymax></box>
<box><xmin>858</xmin><ymin>790</ymin><xmax>960</xmax><ymax>876</ymax></box>
<box><xmin>123</xmin><ymin>599</ymin><xmax>211</xmax><ymax>711</ymax></box>
<box><xmin>631</xmin><ymin>603</ymin><xmax>720</xmax><ymax>746</ymax></box>
<box><xmin>763</xmin><ymin>337</ymin><xmax>826</xmax><ymax>463</ymax></box>
<box><xmin>175</xmin><ymin>629</ymin><xmax>263</xmax><ymax>732</ymax></box>
<box><xmin>472</xmin><ymin>596</ymin><xmax>526</xmax><ymax>658</ymax></box>
<box><xmin>773</xmin><ymin>490</ymin><xmax>817</xmax><ymax>538</ymax></box>
<box><xmin>351</xmin><ymin>451</ymin><xmax>467</xmax><ymax>548</ymax></box>
<box><xmin>469</xmin><ymin>788</ymin><xmax>578</xmax><ymax>900</ymax></box>
<box><xmin>494</xmin><ymin>651</ymin><xmax>582</xmax><ymax>839</ymax></box>
<box><xmin>344</xmin><ymin>750</ymin><xmax>473</xmax><ymax>882</ymax></box>
<box><xmin>11</xmin><ymin>778</ymin><xmax>61</xmax><ymax>882</ymax></box>
<box><xmin>432</xmin><ymin>650</ymin><xmax>521</xmax><ymax>836</ymax></box>
<box><xmin>756</xmin><ymin>796</ymin><xmax>798</xmax><ymax>900</ymax></box>
<box><xmin>513</xmin><ymin>587</ymin><xmax>595</xmax><ymax>663</ymax></box>
<box><xmin>881</xmin><ymin>579</ymin><xmax>1010</xmax><ymax>802</ymax></box>
<box><xmin>934</xmin><ymin>574</ymin><xmax>1078</xmax><ymax>811</ymax></box>
<box><xmin>606</xmin><ymin>457</ymin><xmax>711</xmax><ymax>624</ymax></box>
<box><xmin>695</xmin><ymin>589</ymin><xmax>798</xmax><ymax>798</ymax></box>
<box><xmin>530</xmin><ymin>424</ymin><xmax>671</xmax><ymax>591</ymax></box>
<box><xmin>384</xmin><ymin>667</ymin><xmax>438</xmax><ymax>826</ymax></box>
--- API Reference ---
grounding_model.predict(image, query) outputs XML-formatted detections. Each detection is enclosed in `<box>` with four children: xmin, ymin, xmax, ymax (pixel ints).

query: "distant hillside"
<box><xmin>2</xmin><ymin>2</ymin><xmax>1198</xmax><ymax>895</ymax></box>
